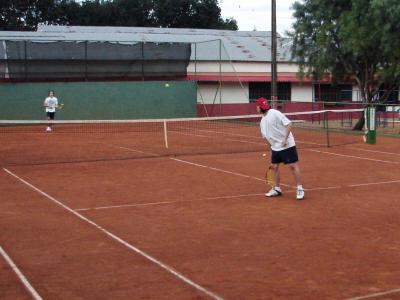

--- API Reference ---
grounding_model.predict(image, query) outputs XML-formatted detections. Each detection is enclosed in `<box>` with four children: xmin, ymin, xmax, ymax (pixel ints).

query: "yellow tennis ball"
<box><xmin>262</xmin><ymin>153</ymin><xmax>267</xmax><ymax>157</ymax></box>
<box><xmin>165</xmin><ymin>83</ymin><xmax>170</xmax><ymax>88</ymax></box>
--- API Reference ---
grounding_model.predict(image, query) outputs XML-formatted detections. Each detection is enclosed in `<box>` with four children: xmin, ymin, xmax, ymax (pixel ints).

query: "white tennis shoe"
<box><xmin>265</xmin><ymin>187</ymin><xmax>282</xmax><ymax>197</ymax></box>
<box><xmin>46</xmin><ymin>126</ymin><xmax>52</xmax><ymax>132</ymax></box>
<box><xmin>296</xmin><ymin>188</ymin><xmax>305</xmax><ymax>200</ymax></box>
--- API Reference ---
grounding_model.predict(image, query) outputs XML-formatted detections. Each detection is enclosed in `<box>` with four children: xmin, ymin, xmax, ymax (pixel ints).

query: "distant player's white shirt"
<box><xmin>44</xmin><ymin>96</ymin><xmax>58</xmax><ymax>113</ymax></box>
<box><xmin>260</xmin><ymin>108</ymin><xmax>295</xmax><ymax>151</ymax></box>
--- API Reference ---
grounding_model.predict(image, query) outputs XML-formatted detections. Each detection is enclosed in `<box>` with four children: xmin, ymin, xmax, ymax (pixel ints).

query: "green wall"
<box><xmin>0</xmin><ymin>81</ymin><xmax>197</xmax><ymax>120</ymax></box>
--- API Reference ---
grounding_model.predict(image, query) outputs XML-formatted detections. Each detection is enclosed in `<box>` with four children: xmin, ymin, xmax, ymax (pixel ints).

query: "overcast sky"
<box><xmin>219</xmin><ymin>0</ymin><xmax>297</xmax><ymax>34</ymax></box>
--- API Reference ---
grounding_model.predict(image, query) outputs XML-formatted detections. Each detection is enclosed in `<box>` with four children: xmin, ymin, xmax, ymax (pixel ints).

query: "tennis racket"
<box><xmin>261</xmin><ymin>153</ymin><xmax>275</xmax><ymax>187</ymax></box>
<box><xmin>265</xmin><ymin>166</ymin><xmax>275</xmax><ymax>187</ymax></box>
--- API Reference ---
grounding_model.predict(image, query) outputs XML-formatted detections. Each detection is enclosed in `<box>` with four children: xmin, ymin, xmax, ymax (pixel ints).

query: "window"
<box><xmin>249</xmin><ymin>82</ymin><xmax>291</xmax><ymax>101</ymax></box>
<box><xmin>378</xmin><ymin>84</ymin><xmax>399</xmax><ymax>104</ymax></box>
<box><xmin>314</xmin><ymin>84</ymin><xmax>353</xmax><ymax>102</ymax></box>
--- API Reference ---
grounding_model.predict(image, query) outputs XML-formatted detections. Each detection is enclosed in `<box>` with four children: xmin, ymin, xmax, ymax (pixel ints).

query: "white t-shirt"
<box><xmin>44</xmin><ymin>96</ymin><xmax>58</xmax><ymax>113</ymax></box>
<box><xmin>260</xmin><ymin>109</ymin><xmax>296</xmax><ymax>151</ymax></box>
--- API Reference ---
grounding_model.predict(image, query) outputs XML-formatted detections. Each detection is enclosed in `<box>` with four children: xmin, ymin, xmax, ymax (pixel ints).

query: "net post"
<box><xmin>325</xmin><ymin>111</ymin><xmax>330</xmax><ymax>147</ymax></box>
<box><xmin>24</xmin><ymin>41</ymin><xmax>28</xmax><ymax>80</ymax></box>
<box><xmin>341</xmin><ymin>111</ymin><xmax>343</xmax><ymax>127</ymax></box>
<box><xmin>84</xmin><ymin>41</ymin><xmax>88</xmax><ymax>81</ymax></box>
<box><xmin>219</xmin><ymin>39</ymin><xmax>222</xmax><ymax>115</ymax></box>
<box><xmin>141</xmin><ymin>42</ymin><xmax>145</xmax><ymax>81</ymax></box>
<box><xmin>194</xmin><ymin>42</ymin><xmax>197</xmax><ymax>75</ymax></box>
<box><xmin>392</xmin><ymin>105</ymin><xmax>395</xmax><ymax>128</ymax></box>
<box><xmin>163</xmin><ymin>120</ymin><xmax>169</xmax><ymax>148</ymax></box>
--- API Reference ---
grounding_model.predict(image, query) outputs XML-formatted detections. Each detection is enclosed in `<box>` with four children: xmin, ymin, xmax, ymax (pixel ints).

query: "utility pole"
<box><xmin>271</xmin><ymin>0</ymin><xmax>278</xmax><ymax>108</ymax></box>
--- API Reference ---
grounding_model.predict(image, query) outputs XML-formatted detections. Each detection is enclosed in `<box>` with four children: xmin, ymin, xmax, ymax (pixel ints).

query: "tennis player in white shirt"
<box><xmin>43</xmin><ymin>90</ymin><xmax>58</xmax><ymax>132</ymax></box>
<box><xmin>256</xmin><ymin>97</ymin><xmax>305</xmax><ymax>200</ymax></box>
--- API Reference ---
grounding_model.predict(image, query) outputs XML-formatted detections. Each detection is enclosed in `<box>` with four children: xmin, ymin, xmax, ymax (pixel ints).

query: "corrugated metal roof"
<box><xmin>1</xmin><ymin>26</ymin><xmax>292</xmax><ymax>62</ymax></box>
<box><xmin>37</xmin><ymin>25</ymin><xmax>273</xmax><ymax>37</ymax></box>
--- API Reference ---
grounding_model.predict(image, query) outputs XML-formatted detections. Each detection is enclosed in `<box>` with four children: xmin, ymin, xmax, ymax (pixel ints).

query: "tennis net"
<box><xmin>0</xmin><ymin>108</ymin><xmax>364</xmax><ymax>166</ymax></box>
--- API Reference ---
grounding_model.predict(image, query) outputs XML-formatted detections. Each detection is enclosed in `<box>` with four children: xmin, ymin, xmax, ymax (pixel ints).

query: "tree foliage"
<box><xmin>290</xmin><ymin>0</ymin><xmax>400</xmax><ymax>103</ymax></box>
<box><xmin>0</xmin><ymin>0</ymin><xmax>72</xmax><ymax>29</ymax></box>
<box><xmin>0</xmin><ymin>0</ymin><xmax>237</xmax><ymax>31</ymax></box>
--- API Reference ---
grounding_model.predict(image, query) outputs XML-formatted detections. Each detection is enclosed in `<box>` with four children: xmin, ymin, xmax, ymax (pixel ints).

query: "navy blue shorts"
<box><xmin>46</xmin><ymin>112</ymin><xmax>55</xmax><ymax>120</ymax></box>
<box><xmin>271</xmin><ymin>146</ymin><xmax>299</xmax><ymax>165</ymax></box>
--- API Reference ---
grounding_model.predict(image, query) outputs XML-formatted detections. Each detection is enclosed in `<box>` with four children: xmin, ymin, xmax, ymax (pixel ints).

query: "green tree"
<box><xmin>110</xmin><ymin>0</ymin><xmax>156</xmax><ymax>27</ymax></box>
<box><xmin>221</xmin><ymin>17</ymin><xmax>238</xmax><ymax>30</ymax></box>
<box><xmin>52</xmin><ymin>0</ymin><xmax>81</xmax><ymax>25</ymax></box>
<box><xmin>0</xmin><ymin>0</ymin><xmax>62</xmax><ymax>30</ymax></box>
<box><xmin>0</xmin><ymin>0</ymin><xmax>34</xmax><ymax>30</ymax></box>
<box><xmin>153</xmin><ymin>0</ymin><xmax>237</xmax><ymax>29</ymax></box>
<box><xmin>77</xmin><ymin>0</ymin><xmax>113</xmax><ymax>26</ymax></box>
<box><xmin>290</xmin><ymin>0</ymin><xmax>400</xmax><ymax>105</ymax></box>
<box><xmin>1</xmin><ymin>0</ymin><xmax>237</xmax><ymax>30</ymax></box>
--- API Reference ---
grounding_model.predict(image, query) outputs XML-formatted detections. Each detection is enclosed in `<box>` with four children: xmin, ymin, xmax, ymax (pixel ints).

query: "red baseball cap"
<box><xmin>256</xmin><ymin>97</ymin><xmax>270</xmax><ymax>110</ymax></box>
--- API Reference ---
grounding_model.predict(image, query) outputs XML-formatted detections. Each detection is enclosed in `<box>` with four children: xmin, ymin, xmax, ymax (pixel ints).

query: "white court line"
<box><xmin>174</xmin><ymin>128</ymin><xmax>325</xmax><ymax>147</ymax></box>
<box><xmin>0</xmin><ymin>246</ymin><xmax>43</xmax><ymax>300</ymax></box>
<box><xmin>348</xmin><ymin>179</ymin><xmax>400</xmax><ymax>187</ymax></box>
<box><xmin>347</xmin><ymin>147</ymin><xmax>400</xmax><ymax>157</ymax></box>
<box><xmin>100</xmin><ymin>143</ymin><xmax>294</xmax><ymax>189</ymax></box>
<box><xmin>172</xmin><ymin>130</ymin><xmax>266</xmax><ymax>146</ymax></box>
<box><xmin>172</xmin><ymin>131</ymin><xmax>210</xmax><ymax>138</ymax></box>
<box><xmin>110</xmin><ymin>145</ymin><xmax>160</xmax><ymax>157</ymax></box>
<box><xmin>306</xmin><ymin>186</ymin><xmax>342</xmax><ymax>191</ymax></box>
<box><xmin>345</xmin><ymin>288</ymin><xmax>400</xmax><ymax>300</ymax></box>
<box><xmin>171</xmin><ymin>157</ymin><xmax>296</xmax><ymax>188</ymax></box>
<box><xmin>3</xmin><ymin>168</ymin><xmax>223</xmax><ymax>300</ymax></box>
<box><xmin>306</xmin><ymin>179</ymin><xmax>400</xmax><ymax>190</ymax></box>
<box><xmin>296</xmin><ymin>139</ymin><xmax>326</xmax><ymax>146</ymax></box>
<box><xmin>226</xmin><ymin>138</ymin><xmax>265</xmax><ymax>145</ymax></box>
<box><xmin>197</xmin><ymin>127</ymin><xmax>328</xmax><ymax>147</ymax></box>
<box><xmin>106</xmin><ymin>145</ymin><xmax>400</xmax><ymax>193</ymax></box>
<box><xmin>75</xmin><ymin>193</ymin><xmax>264</xmax><ymax>211</ymax></box>
<box><xmin>74</xmin><ymin>179</ymin><xmax>400</xmax><ymax>212</ymax></box>
<box><xmin>192</xmin><ymin>128</ymin><xmax>257</xmax><ymax>139</ymax></box>
<box><xmin>308</xmin><ymin>149</ymin><xmax>400</xmax><ymax>165</ymax></box>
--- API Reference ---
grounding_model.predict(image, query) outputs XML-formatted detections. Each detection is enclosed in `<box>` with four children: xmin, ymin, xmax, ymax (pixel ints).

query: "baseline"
<box><xmin>2</xmin><ymin>168</ymin><xmax>224</xmax><ymax>300</ymax></box>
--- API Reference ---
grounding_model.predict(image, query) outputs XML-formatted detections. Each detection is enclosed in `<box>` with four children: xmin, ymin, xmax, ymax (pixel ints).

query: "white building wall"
<box><xmin>197</xmin><ymin>82</ymin><xmax>249</xmax><ymax>104</ymax></box>
<box><xmin>199</xmin><ymin>82</ymin><xmax>315</xmax><ymax>104</ymax></box>
<box><xmin>352</xmin><ymin>87</ymin><xmax>362</xmax><ymax>102</ymax></box>
<box><xmin>221</xmin><ymin>82</ymin><xmax>249</xmax><ymax>103</ymax></box>
<box><xmin>291</xmin><ymin>83</ymin><xmax>313</xmax><ymax>102</ymax></box>
<box><xmin>191</xmin><ymin>61</ymin><xmax>313</xmax><ymax>104</ymax></box>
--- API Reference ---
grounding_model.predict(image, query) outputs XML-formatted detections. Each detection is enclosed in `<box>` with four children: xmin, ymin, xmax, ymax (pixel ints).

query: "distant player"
<box><xmin>256</xmin><ymin>97</ymin><xmax>305</xmax><ymax>200</ymax></box>
<box><xmin>43</xmin><ymin>90</ymin><xmax>58</xmax><ymax>132</ymax></box>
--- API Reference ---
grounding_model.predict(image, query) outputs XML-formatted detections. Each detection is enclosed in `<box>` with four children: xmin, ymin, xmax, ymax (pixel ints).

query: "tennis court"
<box><xmin>1</xmin><ymin>111</ymin><xmax>400</xmax><ymax>299</ymax></box>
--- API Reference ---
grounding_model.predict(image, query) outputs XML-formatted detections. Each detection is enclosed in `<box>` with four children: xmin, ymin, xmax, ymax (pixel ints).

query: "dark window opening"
<box><xmin>314</xmin><ymin>84</ymin><xmax>353</xmax><ymax>103</ymax></box>
<box><xmin>249</xmin><ymin>82</ymin><xmax>291</xmax><ymax>102</ymax></box>
<box><xmin>377</xmin><ymin>84</ymin><xmax>399</xmax><ymax>104</ymax></box>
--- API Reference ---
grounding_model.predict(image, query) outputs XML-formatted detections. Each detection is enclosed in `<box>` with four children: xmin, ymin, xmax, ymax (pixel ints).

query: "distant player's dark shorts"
<box><xmin>271</xmin><ymin>146</ymin><xmax>299</xmax><ymax>164</ymax></box>
<box><xmin>46</xmin><ymin>112</ymin><xmax>55</xmax><ymax>120</ymax></box>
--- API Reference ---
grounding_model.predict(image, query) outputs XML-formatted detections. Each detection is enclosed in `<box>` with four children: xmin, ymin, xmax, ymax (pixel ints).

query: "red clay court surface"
<box><xmin>1</xmin><ymin>127</ymin><xmax>400</xmax><ymax>300</ymax></box>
